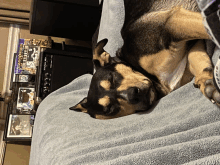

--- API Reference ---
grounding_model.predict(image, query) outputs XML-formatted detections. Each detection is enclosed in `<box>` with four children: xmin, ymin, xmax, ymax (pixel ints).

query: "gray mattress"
<box><xmin>29</xmin><ymin>0</ymin><xmax>220</xmax><ymax>164</ymax></box>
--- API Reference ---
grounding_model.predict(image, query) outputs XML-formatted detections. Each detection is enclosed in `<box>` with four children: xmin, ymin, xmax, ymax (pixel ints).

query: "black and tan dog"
<box><xmin>70</xmin><ymin>0</ymin><xmax>220</xmax><ymax>119</ymax></box>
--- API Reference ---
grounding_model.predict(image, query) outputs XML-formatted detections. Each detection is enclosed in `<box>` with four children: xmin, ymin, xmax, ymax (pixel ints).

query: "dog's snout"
<box><xmin>129</xmin><ymin>87</ymin><xmax>140</xmax><ymax>96</ymax></box>
<box><xmin>119</xmin><ymin>87</ymin><xmax>142</xmax><ymax>104</ymax></box>
<box><xmin>128</xmin><ymin>87</ymin><xmax>141</xmax><ymax>104</ymax></box>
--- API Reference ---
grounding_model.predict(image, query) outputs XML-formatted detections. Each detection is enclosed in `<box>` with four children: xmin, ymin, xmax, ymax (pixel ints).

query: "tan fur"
<box><xmin>115</xmin><ymin>64</ymin><xmax>151</xmax><ymax>91</ymax></box>
<box><xmin>180</xmin><ymin>65</ymin><xmax>194</xmax><ymax>86</ymax></box>
<box><xmin>139</xmin><ymin>41</ymin><xmax>187</xmax><ymax>92</ymax></box>
<box><xmin>74</xmin><ymin>104</ymin><xmax>88</xmax><ymax>113</ymax></box>
<box><xmin>95</xmin><ymin>98</ymin><xmax>136</xmax><ymax>119</ymax></box>
<box><xmin>165</xmin><ymin>7</ymin><xmax>210</xmax><ymax>41</ymax></box>
<box><xmin>187</xmin><ymin>40</ymin><xmax>213</xmax><ymax>95</ymax></box>
<box><xmin>93</xmin><ymin>52</ymin><xmax>110</xmax><ymax>67</ymax></box>
<box><xmin>95</xmin><ymin>114</ymin><xmax>113</xmax><ymax>120</ymax></box>
<box><xmin>100</xmin><ymin>80</ymin><xmax>111</xmax><ymax>91</ymax></box>
<box><xmin>116</xmin><ymin>98</ymin><xmax>137</xmax><ymax>116</ymax></box>
<box><xmin>138</xmin><ymin>7</ymin><xmax>211</xmax><ymax>93</ymax></box>
<box><xmin>98</xmin><ymin>96</ymin><xmax>110</xmax><ymax>107</ymax></box>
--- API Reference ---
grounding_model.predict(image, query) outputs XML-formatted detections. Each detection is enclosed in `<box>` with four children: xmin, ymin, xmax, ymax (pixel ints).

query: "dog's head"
<box><xmin>70</xmin><ymin>39</ymin><xmax>158</xmax><ymax>119</ymax></box>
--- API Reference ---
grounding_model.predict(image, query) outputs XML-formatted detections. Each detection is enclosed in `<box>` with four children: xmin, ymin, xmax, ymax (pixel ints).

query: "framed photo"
<box><xmin>4</xmin><ymin>114</ymin><xmax>34</xmax><ymax>141</ymax></box>
<box><xmin>17</xmin><ymin>87</ymin><xmax>35</xmax><ymax>111</ymax></box>
<box><xmin>14</xmin><ymin>74</ymin><xmax>35</xmax><ymax>83</ymax></box>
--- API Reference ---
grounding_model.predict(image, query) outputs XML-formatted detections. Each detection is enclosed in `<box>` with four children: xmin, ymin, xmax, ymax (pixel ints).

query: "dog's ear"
<box><xmin>69</xmin><ymin>97</ymin><xmax>88</xmax><ymax>113</ymax></box>
<box><xmin>93</xmin><ymin>39</ymin><xmax>113</xmax><ymax>68</ymax></box>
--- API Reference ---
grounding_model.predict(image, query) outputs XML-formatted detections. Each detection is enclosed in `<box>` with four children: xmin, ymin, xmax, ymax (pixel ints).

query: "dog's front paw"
<box><xmin>204</xmin><ymin>79</ymin><xmax>220</xmax><ymax>105</ymax></box>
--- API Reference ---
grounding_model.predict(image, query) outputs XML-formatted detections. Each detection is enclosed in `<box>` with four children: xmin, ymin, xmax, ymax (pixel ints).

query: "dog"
<box><xmin>70</xmin><ymin>0</ymin><xmax>220</xmax><ymax>119</ymax></box>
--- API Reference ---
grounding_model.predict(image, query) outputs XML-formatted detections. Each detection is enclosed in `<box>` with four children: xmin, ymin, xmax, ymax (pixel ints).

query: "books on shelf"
<box><xmin>13</xmin><ymin>39</ymin><xmax>52</xmax><ymax>80</ymax></box>
<box><xmin>11</xmin><ymin>38</ymin><xmax>51</xmax><ymax>113</ymax></box>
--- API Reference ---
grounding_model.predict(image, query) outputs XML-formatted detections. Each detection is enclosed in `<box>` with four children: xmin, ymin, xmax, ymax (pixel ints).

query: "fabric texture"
<box><xmin>196</xmin><ymin>0</ymin><xmax>220</xmax><ymax>48</ymax></box>
<box><xmin>29</xmin><ymin>0</ymin><xmax>220</xmax><ymax>164</ymax></box>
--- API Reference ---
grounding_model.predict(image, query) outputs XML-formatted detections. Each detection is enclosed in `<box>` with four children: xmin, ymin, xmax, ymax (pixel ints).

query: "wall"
<box><xmin>0</xmin><ymin>23</ymin><xmax>9</xmax><ymax>94</ymax></box>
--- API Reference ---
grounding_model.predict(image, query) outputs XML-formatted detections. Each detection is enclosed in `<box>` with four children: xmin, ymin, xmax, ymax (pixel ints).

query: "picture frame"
<box><xmin>14</xmin><ymin>74</ymin><xmax>35</xmax><ymax>83</ymax></box>
<box><xmin>17</xmin><ymin>87</ymin><xmax>35</xmax><ymax>111</ymax></box>
<box><xmin>4</xmin><ymin>112</ymin><xmax>35</xmax><ymax>141</ymax></box>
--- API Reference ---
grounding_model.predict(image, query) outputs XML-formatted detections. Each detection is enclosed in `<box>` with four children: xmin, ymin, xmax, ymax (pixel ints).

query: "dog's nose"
<box><xmin>119</xmin><ymin>87</ymin><xmax>141</xmax><ymax>104</ymax></box>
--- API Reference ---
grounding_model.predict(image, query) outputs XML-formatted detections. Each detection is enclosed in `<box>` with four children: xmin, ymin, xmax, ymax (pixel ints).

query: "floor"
<box><xmin>3</xmin><ymin>143</ymin><xmax>31</xmax><ymax>165</ymax></box>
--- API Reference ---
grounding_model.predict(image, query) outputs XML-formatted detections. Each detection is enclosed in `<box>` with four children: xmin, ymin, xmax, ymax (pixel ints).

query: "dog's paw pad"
<box><xmin>204</xmin><ymin>79</ymin><xmax>220</xmax><ymax>105</ymax></box>
<box><xmin>213</xmin><ymin>90</ymin><xmax>220</xmax><ymax>104</ymax></box>
<box><xmin>204</xmin><ymin>84</ymin><xmax>216</xmax><ymax>99</ymax></box>
<box><xmin>205</xmin><ymin>79</ymin><xmax>214</xmax><ymax>86</ymax></box>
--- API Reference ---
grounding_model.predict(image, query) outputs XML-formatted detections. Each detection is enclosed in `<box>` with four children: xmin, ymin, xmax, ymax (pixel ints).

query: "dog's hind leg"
<box><xmin>187</xmin><ymin>40</ymin><xmax>220</xmax><ymax>106</ymax></box>
<box><xmin>165</xmin><ymin>7</ymin><xmax>211</xmax><ymax>41</ymax></box>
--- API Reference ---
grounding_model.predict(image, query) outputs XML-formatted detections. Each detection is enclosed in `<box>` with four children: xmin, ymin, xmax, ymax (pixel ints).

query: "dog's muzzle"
<box><xmin>118</xmin><ymin>83</ymin><xmax>155</xmax><ymax>106</ymax></box>
<box><xmin>119</xmin><ymin>87</ymin><xmax>143</xmax><ymax>104</ymax></box>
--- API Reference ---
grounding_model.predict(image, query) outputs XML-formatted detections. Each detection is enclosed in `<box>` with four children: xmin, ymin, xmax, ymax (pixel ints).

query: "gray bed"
<box><xmin>29</xmin><ymin>0</ymin><xmax>220</xmax><ymax>164</ymax></box>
